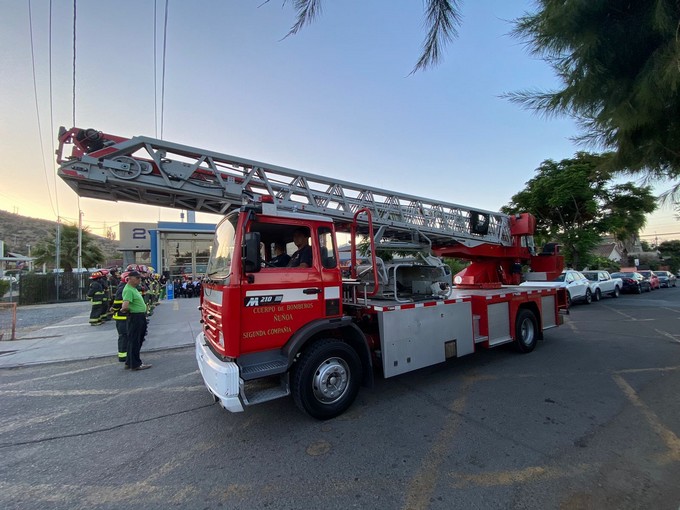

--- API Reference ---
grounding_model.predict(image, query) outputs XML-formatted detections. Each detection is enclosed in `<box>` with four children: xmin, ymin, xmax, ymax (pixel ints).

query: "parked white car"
<box><xmin>581</xmin><ymin>270</ymin><xmax>622</xmax><ymax>300</ymax></box>
<box><xmin>520</xmin><ymin>269</ymin><xmax>592</xmax><ymax>306</ymax></box>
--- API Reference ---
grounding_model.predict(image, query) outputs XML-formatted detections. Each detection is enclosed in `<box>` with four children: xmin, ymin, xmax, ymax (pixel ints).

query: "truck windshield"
<box><xmin>206</xmin><ymin>215</ymin><xmax>237</xmax><ymax>280</ymax></box>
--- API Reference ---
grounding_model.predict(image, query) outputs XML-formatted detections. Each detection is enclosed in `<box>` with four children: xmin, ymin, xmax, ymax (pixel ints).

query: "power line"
<box><xmin>72</xmin><ymin>0</ymin><xmax>77</xmax><ymax>126</ymax></box>
<box><xmin>639</xmin><ymin>232</ymin><xmax>680</xmax><ymax>238</ymax></box>
<box><xmin>154</xmin><ymin>0</ymin><xmax>158</xmax><ymax>138</ymax></box>
<box><xmin>160</xmin><ymin>0</ymin><xmax>169</xmax><ymax>139</ymax></box>
<box><xmin>28</xmin><ymin>0</ymin><xmax>58</xmax><ymax>219</ymax></box>
<box><xmin>48</xmin><ymin>0</ymin><xmax>60</xmax><ymax>218</ymax></box>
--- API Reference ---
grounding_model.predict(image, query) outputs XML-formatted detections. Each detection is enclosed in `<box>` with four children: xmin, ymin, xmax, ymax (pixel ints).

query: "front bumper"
<box><xmin>195</xmin><ymin>332</ymin><xmax>244</xmax><ymax>412</ymax></box>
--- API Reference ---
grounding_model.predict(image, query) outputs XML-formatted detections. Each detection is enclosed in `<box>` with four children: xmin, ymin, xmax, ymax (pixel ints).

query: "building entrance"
<box><xmin>160</xmin><ymin>233</ymin><xmax>213</xmax><ymax>281</ymax></box>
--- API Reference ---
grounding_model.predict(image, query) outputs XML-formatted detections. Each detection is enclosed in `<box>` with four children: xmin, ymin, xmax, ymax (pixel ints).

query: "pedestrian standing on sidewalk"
<box><xmin>120</xmin><ymin>271</ymin><xmax>152</xmax><ymax>371</ymax></box>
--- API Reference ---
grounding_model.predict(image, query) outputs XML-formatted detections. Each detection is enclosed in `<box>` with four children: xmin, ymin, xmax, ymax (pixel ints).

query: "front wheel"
<box><xmin>292</xmin><ymin>339</ymin><xmax>362</xmax><ymax>420</ymax></box>
<box><xmin>594</xmin><ymin>288</ymin><xmax>601</xmax><ymax>302</ymax></box>
<box><xmin>514</xmin><ymin>309</ymin><xmax>539</xmax><ymax>353</ymax></box>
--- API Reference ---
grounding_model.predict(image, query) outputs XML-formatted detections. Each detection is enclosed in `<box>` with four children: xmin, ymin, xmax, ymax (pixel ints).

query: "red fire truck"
<box><xmin>57</xmin><ymin>127</ymin><xmax>566</xmax><ymax>419</ymax></box>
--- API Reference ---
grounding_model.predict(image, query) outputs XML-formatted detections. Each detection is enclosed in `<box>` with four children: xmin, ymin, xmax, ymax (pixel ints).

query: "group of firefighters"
<box><xmin>86</xmin><ymin>264</ymin><xmax>165</xmax><ymax>367</ymax></box>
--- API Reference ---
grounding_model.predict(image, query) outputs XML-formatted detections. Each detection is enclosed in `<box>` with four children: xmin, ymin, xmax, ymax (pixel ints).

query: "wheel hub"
<box><xmin>313</xmin><ymin>357</ymin><xmax>350</xmax><ymax>404</ymax></box>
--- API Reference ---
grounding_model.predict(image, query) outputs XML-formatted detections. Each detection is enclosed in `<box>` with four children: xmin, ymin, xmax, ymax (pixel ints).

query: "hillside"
<box><xmin>0</xmin><ymin>210</ymin><xmax>120</xmax><ymax>260</ymax></box>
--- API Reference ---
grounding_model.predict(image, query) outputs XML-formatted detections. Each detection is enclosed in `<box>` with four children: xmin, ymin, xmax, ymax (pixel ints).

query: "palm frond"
<box><xmin>285</xmin><ymin>0</ymin><xmax>323</xmax><ymax>38</ymax></box>
<box><xmin>411</xmin><ymin>0</ymin><xmax>462</xmax><ymax>74</ymax></box>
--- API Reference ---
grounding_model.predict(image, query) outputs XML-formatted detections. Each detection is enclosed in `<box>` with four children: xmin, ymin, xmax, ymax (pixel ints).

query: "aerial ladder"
<box><xmin>56</xmin><ymin>126</ymin><xmax>563</xmax><ymax>289</ymax></box>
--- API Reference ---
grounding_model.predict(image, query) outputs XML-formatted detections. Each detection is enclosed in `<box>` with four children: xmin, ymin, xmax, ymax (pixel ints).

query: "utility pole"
<box><xmin>78</xmin><ymin>207</ymin><xmax>83</xmax><ymax>300</ymax></box>
<box><xmin>55</xmin><ymin>218</ymin><xmax>61</xmax><ymax>301</ymax></box>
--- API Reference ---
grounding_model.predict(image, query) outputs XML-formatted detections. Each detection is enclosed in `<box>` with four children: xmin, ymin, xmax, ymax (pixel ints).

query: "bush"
<box><xmin>0</xmin><ymin>280</ymin><xmax>9</xmax><ymax>297</ymax></box>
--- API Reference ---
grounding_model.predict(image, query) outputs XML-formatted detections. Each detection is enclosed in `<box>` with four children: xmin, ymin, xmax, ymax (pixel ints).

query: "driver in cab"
<box><xmin>288</xmin><ymin>229</ymin><xmax>312</xmax><ymax>268</ymax></box>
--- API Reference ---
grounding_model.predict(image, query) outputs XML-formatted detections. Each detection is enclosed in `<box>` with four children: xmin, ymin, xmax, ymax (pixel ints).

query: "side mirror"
<box><xmin>243</xmin><ymin>232</ymin><xmax>261</xmax><ymax>273</ymax></box>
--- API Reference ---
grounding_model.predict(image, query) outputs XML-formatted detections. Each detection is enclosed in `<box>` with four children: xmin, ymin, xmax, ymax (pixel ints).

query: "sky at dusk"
<box><xmin>1</xmin><ymin>0</ymin><xmax>678</xmax><ymax>246</ymax></box>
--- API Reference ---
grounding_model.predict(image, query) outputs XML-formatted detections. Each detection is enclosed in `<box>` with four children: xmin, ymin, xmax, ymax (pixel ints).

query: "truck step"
<box><xmin>240</xmin><ymin>357</ymin><xmax>288</xmax><ymax>380</ymax></box>
<box><xmin>242</xmin><ymin>375</ymin><xmax>290</xmax><ymax>406</ymax></box>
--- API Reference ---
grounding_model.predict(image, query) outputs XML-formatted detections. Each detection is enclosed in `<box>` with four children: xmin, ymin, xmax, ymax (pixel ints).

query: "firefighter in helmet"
<box><xmin>86</xmin><ymin>271</ymin><xmax>107</xmax><ymax>326</ymax></box>
<box><xmin>111</xmin><ymin>271</ymin><xmax>130</xmax><ymax>364</ymax></box>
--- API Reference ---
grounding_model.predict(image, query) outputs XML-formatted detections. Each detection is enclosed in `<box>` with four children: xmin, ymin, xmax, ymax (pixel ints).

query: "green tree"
<box><xmin>502</xmin><ymin>153</ymin><xmax>656</xmax><ymax>269</ymax></box>
<box><xmin>31</xmin><ymin>224</ymin><xmax>105</xmax><ymax>272</ymax></box>
<box><xmin>276</xmin><ymin>0</ymin><xmax>461</xmax><ymax>73</ymax></box>
<box><xmin>509</xmin><ymin>1</ymin><xmax>680</xmax><ymax>197</ymax></box>
<box><xmin>657</xmin><ymin>240</ymin><xmax>680</xmax><ymax>273</ymax></box>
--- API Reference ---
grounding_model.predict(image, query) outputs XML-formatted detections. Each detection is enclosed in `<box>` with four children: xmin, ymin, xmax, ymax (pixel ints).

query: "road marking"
<box><xmin>613</xmin><ymin>374</ymin><xmax>680</xmax><ymax>463</ymax></box>
<box><xmin>615</xmin><ymin>365</ymin><xmax>680</xmax><ymax>374</ymax></box>
<box><xmin>43</xmin><ymin>323</ymin><xmax>91</xmax><ymax>329</ymax></box>
<box><xmin>449</xmin><ymin>463</ymin><xmax>593</xmax><ymax>488</ymax></box>
<box><xmin>0</xmin><ymin>385</ymin><xmax>206</xmax><ymax>397</ymax></box>
<box><xmin>654</xmin><ymin>329</ymin><xmax>680</xmax><ymax>344</ymax></box>
<box><xmin>600</xmin><ymin>304</ymin><xmax>636</xmax><ymax>320</ymax></box>
<box><xmin>0</xmin><ymin>363</ymin><xmax>112</xmax><ymax>388</ymax></box>
<box><xmin>402</xmin><ymin>378</ymin><xmax>472</xmax><ymax>510</ymax></box>
<box><xmin>0</xmin><ymin>370</ymin><xmax>200</xmax><ymax>434</ymax></box>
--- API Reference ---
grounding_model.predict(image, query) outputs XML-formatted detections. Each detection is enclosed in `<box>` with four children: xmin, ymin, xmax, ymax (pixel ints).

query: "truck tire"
<box><xmin>612</xmin><ymin>286</ymin><xmax>620</xmax><ymax>298</ymax></box>
<box><xmin>292</xmin><ymin>339</ymin><xmax>362</xmax><ymax>420</ymax></box>
<box><xmin>514</xmin><ymin>309</ymin><xmax>538</xmax><ymax>353</ymax></box>
<box><xmin>594</xmin><ymin>288</ymin><xmax>601</xmax><ymax>302</ymax></box>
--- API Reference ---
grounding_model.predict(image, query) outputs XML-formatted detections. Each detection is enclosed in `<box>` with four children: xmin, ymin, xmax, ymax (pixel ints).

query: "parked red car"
<box><xmin>638</xmin><ymin>270</ymin><xmax>660</xmax><ymax>290</ymax></box>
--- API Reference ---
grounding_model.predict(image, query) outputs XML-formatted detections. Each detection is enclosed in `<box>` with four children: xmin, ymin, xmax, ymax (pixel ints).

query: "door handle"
<box><xmin>303</xmin><ymin>288</ymin><xmax>321</xmax><ymax>295</ymax></box>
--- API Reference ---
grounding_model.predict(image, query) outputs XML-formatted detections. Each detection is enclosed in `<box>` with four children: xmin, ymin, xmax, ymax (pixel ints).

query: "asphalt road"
<box><xmin>13</xmin><ymin>301</ymin><xmax>92</xmax><ymax>334</ymax></box>
<box><xmin>1</xmin><ymin>289</ymin><xmax>679</xmax><ymax>509</ymax></box>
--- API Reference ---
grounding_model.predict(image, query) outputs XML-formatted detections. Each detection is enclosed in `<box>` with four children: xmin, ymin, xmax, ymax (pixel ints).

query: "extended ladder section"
<box><xmin>57</xmin><ymin>127</ymin><xmax>512</xmax><ymax>248</ymax></box>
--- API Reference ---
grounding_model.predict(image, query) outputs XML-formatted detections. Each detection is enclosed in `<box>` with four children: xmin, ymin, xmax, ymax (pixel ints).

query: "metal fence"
<box><xmin>2</xmin><ymin>273</ymin><xmax>91</xmax><ymax>306</ymax></box>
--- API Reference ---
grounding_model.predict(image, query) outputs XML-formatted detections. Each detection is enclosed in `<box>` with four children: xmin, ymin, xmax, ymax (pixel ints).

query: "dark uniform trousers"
<box><xmin>126</xmin><ymin>313</ymin><xmax>147</xmax><ymax>369</ymax></box>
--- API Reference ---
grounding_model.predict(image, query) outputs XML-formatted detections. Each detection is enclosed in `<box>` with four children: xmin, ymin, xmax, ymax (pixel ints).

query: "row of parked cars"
<box><xmin>521</xmin><ymin>269</ymin><xmax>677</xmax><ymax>306</ymax></box>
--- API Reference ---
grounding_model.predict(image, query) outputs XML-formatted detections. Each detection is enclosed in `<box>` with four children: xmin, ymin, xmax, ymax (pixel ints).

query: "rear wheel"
<box><xmin>584</xmin><ymin>289</ymin><xmax>592</xmax><ymax>304</ymax></box>
<box><xmin>515</xmin><ymin>309</ymin><xmax>538</xmax><ymax>353</ymax></box>
<box><xmin>292</xmin><ymin>339</ymin><xmax>362</xmax><ymax>420</ymax></box>
<box><xmin>612</xmin><ymin>286</ymin><xmax>620</xmax><ymax>298</ymax></box>
<box><xmin>636</xmin><ymin>284</ymin><xmax>642</xmax><ymax>294</ymax></box>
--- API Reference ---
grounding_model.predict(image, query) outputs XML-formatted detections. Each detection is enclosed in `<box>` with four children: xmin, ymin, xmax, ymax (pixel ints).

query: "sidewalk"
<box><xmin>0</xmin><ymin>297</ymin><xmax>201</xmax><ymax>368</ymax></box>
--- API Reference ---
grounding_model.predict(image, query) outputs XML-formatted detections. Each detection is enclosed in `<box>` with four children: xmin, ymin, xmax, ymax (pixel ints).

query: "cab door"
<box><xmin>239</xmin><ymin>219</ymin><xmax>327</xmax><ymax>355</ymax></box>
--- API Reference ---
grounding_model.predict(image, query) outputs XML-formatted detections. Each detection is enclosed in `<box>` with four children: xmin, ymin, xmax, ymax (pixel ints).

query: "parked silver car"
<box><xmin>654</xmin><ymin>270</ymin><xmax>677</xmax><ymax>288</ymax></box>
